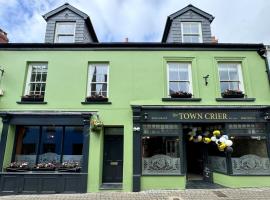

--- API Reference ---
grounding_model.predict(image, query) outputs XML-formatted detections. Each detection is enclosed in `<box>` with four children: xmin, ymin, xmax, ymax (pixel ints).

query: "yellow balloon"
<box><xmin>203</xmin><ymin>137</ymin><xmax>211</xmax><ymax>144</ymax></box>
<box><xmin>218</xmin><ymin>142</ymin><xmax>227</xmax><ymax>151</ymax></box>
<box><xmin>213</xmin><ymin>130</ymin><xmax>221</xmax><ymax>136</ymax></box>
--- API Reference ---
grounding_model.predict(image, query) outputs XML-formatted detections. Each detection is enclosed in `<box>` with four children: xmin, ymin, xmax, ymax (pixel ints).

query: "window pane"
<box><xmin>31</xmin><ymin>73</ymin><xmax>36</xmax><ymax>82</ymax></box>
<box><xmin>191</xmin><ymin>36</ymin><xmax>200</xmax><ymax>43</ymax></box>
<box><xmin>169</xmin><ymin>82</ymin><xmax>179</xmax><ymax>94</ymax></box>
<box><xmin>219</xmin><ymin>67</ymin><xmax>229</xmax><ymax>81</ymax></box>
<box><xmin>231</xmin><ymin>136</ymin><xmax>270</xmax><ymax>175</ymax></box>
<box><xmin>142</xmin><ymin>136</ymin><xmax>181</xmax><ymax>175</ymax></box>
<box><xmin>91</xmin><ymin>83</ymin><xmax>107</xmax><ymax>95</ymax></box>
<box><xmin>182</xmin><ymin>23</ymin><xmax>199</xmax><ymax>34</ymax></box>
<box><xmin>57</xmin><ymin>35</ymin><xmax>74</xmax><ymax>43</ymax></box>
<box><xmin>183</xmin><ymin>35</ymin><xmax>192</xmax><ymax>43</ymax></box>
<box><xmin>179</xmin><ymin>66</ymin><xmax>189</xmax><ymax>80</ymax></box>
<box><xmin>42</xmin><ymin>73</ymin><xmax>47</xmax><ymax>82</ymax></box>
<box><xmin>183</xmin><ymin>35</ymin><xmax>200</xmax><ymax>43</ymax></box>
<box><xmin>229</xmin><ymin>82</ymin><xmax>240</xmax><ymax>90</ymax></box>
<box><xmin>41</xmin><ymin>83</ymin><xmax>46</xmax><ymax>92</ymax></box>
<box><xmin>182</xmin><ymin>23</ymin><xmax>190</xmax><ymax>34</ymax></box>
<box><xmin>63</xmin><ymin>126</ymin><xmax>83</xmax><ymax>165</ymax></box>
<box><xmin>57</xmin><ymin>23</ymin><xmax>75</xmax><ymax>34</ymax></box>
<box><xmin>190</xmin><ymin>23</ymin><xmax>199</xmax><ymax>33</ymax></box>
<box><xmin>169</xmin><ymin>64</ymin><xmax>180</xmax><ymax>81</ymax></box>
<box><xmin>90</xmin><ymin>65</ymin><xmax>108</xmax><ymax>83</ymax></box>
<box><xmin>228</xmin><ymin>66</ymin><xmax>239</xmax><ymax>81</ymax></box>
<box><xmin>220</xmin><ymin>82</ymin><xmax>229</xmax><ymax>92</ymax></box>
<box><xmin>179</xmin><ymin>82</ymin><xmax>189</xmax><ymax>92</ymax></box>
<box><xmin>169</xmin><ymin>63</ymin><xmax>189</xmax><ymax>81</ymax></box>
<box><xmin>15</xmin><ymin>126</ymin><xmax>40</xmax><ymax>166</ymax></box>
<box><xmin>39</xmin><ymin>126</ymin><xmax>63</xmax><ymax>164</ymax></box>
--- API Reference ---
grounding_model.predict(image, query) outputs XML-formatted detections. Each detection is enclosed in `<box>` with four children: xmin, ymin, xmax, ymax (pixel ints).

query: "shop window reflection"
<box><xmin>15</xmin><ymin>126</ymin><xmax>39</xmax><ymax>166</ymax></box>
<box><xmin>231</xmin><ymin>136</ymin><xmax>270</xmax><ymax>175</ymax></box>
<box><xmin>142</xmin><ymin>136</ymin><xmax>181</xmax><ymax>175</ymax></box>
<box><xmin>14</xmin><ymin>125</ymin><xmax>84</xmax><ymax>168</ymax></box>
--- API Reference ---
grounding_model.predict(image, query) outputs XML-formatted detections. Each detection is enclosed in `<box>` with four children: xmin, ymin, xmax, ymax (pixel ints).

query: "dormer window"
<box><xmin>181</xmin><ymin>22</ymin><xmax>202</xmax><ymax>43</ymax></box>
<box><xmin>54</xmin><ymin>22</ymin><xmax>75</xmax><ymax>43</ymax></box>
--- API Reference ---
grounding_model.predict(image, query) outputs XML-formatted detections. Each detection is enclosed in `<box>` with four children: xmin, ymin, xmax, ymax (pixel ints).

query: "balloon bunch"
<box><xmin>188</xmin><ymin>128</ymin><xmax>233</xmax><ymax>153</ymax></box>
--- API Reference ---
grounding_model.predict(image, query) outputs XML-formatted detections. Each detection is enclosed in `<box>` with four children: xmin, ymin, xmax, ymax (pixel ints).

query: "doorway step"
<box><xmin>186</xmin><ymin>180</ymin><xmax>225</xmax><ymax>189</ymax></box>
<box><xmin>100</xmin><ymin>183</ymin><xmax>123</xmax><ymax>190</ymax></box>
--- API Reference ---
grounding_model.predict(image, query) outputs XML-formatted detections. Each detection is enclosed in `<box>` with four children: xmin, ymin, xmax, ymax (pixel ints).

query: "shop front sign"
<box><xmin>144</xmin><ymin>109</ymin><xmax>265</xmax><ymax>123</ymax></box>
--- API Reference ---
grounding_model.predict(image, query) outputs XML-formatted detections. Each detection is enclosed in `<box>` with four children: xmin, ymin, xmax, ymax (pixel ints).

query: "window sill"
<box><xmin>17</xmin><ymin>101</ymin><xmax>47</xmax><ymax>104</ymax></box>
<box><xmin>142</xmin><ymin>174</ymin><xmax>184</xmax><ymax>176</ymax></box>
<box><xmin>216</xmin><ymin>98</ymin><xmax>255</xmax><ymax>102</ymax></box>
<box><xmin>162</xmin><ymin>98</ymin><xmax>201</xmax><ymax>102</ymax></box>
<box><xmin>81</xmin><ymin>101</ymin><xmax>112</xmax><ymax>105</ymax></box>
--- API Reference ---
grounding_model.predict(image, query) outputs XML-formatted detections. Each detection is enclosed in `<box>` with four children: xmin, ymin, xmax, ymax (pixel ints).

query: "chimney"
<box><xmin>124</xmin><ymin>37</ymin><xmax>129</xmax><ymax>43</ymax></box>
<box><xmin>211</xmin><ymin>36</ymin><xmax>218</xmax><ymax>44</ymax></box>
<box><xmin>0</xmin><ymin>29</ymin><xmax>9</xmax><ymax>43</ymax></box>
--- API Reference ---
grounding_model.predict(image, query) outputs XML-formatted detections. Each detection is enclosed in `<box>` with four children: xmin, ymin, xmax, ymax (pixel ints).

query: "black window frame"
<box><xmin>140</xmin><ymin>123</ymin><xmax>184</xmax><ymax>176</ymax></box>
<box><xmin>225</xmin><ymin>122</ymin><xmax>270</xmax><ymax>176</ymax></box>
<box><xmin>12</xmin><ymin>125</ymin><xmax>84</xmax><ymax>167</ymax></box>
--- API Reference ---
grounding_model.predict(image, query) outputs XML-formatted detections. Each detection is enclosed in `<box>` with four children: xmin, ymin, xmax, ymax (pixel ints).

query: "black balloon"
<box><xmin>225</xmin><ymin>146</ymin><xmax>233</xmax><ymax>153</ymax></box>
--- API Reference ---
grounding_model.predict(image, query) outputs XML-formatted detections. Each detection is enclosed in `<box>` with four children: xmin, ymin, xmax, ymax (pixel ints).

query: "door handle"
<box><xmin>110</xmin><ymin>161</ymin><xmax>118</xmax><ymax>166</ymax></box>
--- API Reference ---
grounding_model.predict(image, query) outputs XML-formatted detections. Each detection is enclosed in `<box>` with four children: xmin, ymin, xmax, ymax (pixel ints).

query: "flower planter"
<box><xmin>32</xmin><ymin>168</ymin><xmax>56</xmax><ymax>171</ymax></box>
<box><xmin>222</xmin><ymin>94</ymin><xmax>245</xmax><ymax>98</ymax></box>
<box><xmin>170</xmin><ymin>92</ymin><xmax>192</xmax><ymax>98</ymax></box>
<box><xmin>57</xmin><ymin>167</ymin><xmax>81</xmax><ymax>172</ymax></box>
<box><xmin>85</xmin><ymin>97</ymin><xmax>108</xmax><ymax>102</ymax></box>
<box><xmin>21</xmin><ymin>95</ymin><xmax>44</xmax><ymax>102</ymax></box>
<box><xmin>6</xmin><ymin>167</ymin><xmax>30</xmax><ymax>172</ymax></box>
<box><xmin>221</xmin><ymin>90</ymin><xmax>244</xmax><ymax>98</ymax></box>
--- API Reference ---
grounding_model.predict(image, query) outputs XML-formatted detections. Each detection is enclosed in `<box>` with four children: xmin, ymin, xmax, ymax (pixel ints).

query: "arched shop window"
<box><xmin>14</xmin><ymin>126</ymin><xmax>84</xmax><ymax>168</ymax></box>
<box><xmin>141</xmin><ymin>124</ymin><xmax>181</xmax><ymax>175</ymax></box>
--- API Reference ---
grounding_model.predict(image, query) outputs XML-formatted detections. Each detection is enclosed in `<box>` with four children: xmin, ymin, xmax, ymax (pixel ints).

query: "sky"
<box><xmin>0</xmin><ymin>0</ymin><xmax>269</xmax><ymax>43</ymax></box>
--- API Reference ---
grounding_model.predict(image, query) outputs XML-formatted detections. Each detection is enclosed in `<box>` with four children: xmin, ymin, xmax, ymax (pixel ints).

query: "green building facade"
<box><xmin>0</xmin><ymin>4</ymin><xmax>270</xmax><ymax>194</ymax></box>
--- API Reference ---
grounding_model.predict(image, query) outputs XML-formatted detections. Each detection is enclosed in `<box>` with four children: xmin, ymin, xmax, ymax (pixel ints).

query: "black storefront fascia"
<box><xmin>132</xmin><ymin>105</ymin><xmax>270</xmax><ymax>192</ymax></box>
<box><xmin>0</xmin><ymin>111</ymin><xmax>92</xmax><ymax>195</ymax></box>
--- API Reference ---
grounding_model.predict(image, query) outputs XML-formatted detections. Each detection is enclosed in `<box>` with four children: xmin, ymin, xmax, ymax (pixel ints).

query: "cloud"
<box><xmin>0</xmin><ymin>0</ymin><xmax>269</xmax><ymax>43</ymax></box>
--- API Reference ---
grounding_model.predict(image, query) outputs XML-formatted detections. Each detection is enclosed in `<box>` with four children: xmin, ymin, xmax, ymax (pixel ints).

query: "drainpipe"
<box><xmin>258</xmin><ymin>46</ymin><xmax>270</xmax><ymax>85</ymax></box>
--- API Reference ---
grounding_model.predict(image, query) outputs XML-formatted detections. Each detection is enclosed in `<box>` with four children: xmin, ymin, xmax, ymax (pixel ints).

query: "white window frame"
<box><xmin>54</xmin><ymin>22</ymin><xmax>76</xmax><ymax>43</ymax></box>
<box><xmin>87</xmin><ymin>63</ymin><xmax>109</xmax><ymax>97</ymax></box>
<box><xmin>167</xmin><ymin>62</ymin><xmax>193</xmax><ymax>97</ymax></box>
<box><xmin>24</xmin><ymin>63</ymin><xmax>48</xmax><ymax>96</ymax></box>
<box><xmin>218</xmin><ymin>62</ymin><xmax>244</xmax><ymax>93</ymax></box>
<box><xmin>181</xmin><ymin>22</ymin><xmax>203</xmax><ymax>43</ymax></box>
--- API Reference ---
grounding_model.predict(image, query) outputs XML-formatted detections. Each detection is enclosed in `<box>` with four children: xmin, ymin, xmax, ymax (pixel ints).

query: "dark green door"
<box><xmin>102</xmin><ymin>135</ymin><xmax>123</xmax><ymax>183</ymax></box>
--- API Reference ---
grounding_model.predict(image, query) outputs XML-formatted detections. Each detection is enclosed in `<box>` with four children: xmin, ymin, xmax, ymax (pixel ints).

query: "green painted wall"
<box><xmin>0</xmin><ymin>50</ymin><xmax>269</xmax><ymax>191</ymax></box>
<box><xmin>3</xmin><ymin>125</ymin><xmax>15</xmax><ymax>171</ymax></box>
<box><xmin>141</xmin><ymin>176</ymin><xmax>186</xmax><ymax>190</ymax></box>
<box><xmin>213</xmin><ymin>173</ymin><xmax>270</xmax><ymax>188</ymax></box>
<box><xmin>0</xmin><ymin>51</ymin><xmax>269</xmax><ymax>109</ymax></box>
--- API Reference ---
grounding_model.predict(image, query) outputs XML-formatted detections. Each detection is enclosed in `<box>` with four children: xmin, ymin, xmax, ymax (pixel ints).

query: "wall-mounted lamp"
<box><xmin>0</xmin><ymin>68</ymin><xmax>4</xmax><ymax>77</ymax></box>
<box><xmin>0</xmin><ymin>67</ymin><xmax>4</xmax><ymax>96</ymax></box>
<box><xmin>203</xmin><ymin>74</ymin><xmax>210</xmax><ymax>86</ymax></box>
<box><xmin>264</xmin><ymin>112</ymin><xmax>270</xmax><ymax>120</ymax></box>
<box><xmin>143</xmin><ymin>112</ymin><xmax>148</xmax><ymax>120</ymax></box>
<box><xmin>133</xmin><ymin>127</ymin><xmax>140</xmax><ymax>132</ymax></box>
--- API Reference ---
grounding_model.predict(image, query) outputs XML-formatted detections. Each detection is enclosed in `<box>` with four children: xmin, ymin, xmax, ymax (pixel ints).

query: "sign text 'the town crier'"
<box><xmin>172</xmin><ymin>112</ymin><xmax>228</xmax><ymax>120</ymax></box>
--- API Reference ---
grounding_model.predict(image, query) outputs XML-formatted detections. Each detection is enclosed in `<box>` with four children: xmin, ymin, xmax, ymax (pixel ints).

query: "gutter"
<box><xmin>258</xmin><ymin>46</ymin><xmax>270</xmax><ymax>85</ymax></box>
<box><xmin>0</xmin><ymin>42</ymin><xmax>265</xmax><ymax>51</ymax></box>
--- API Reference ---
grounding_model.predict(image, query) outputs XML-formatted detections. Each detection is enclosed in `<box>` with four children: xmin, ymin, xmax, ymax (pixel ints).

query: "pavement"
<box><xmin>1</xmin><ymin>188</ymin><xmax>270</xmax><ymax>200</ymax></box>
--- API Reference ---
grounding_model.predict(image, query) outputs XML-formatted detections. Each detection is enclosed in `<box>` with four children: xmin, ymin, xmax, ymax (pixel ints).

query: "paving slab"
<box><xmin>1</xmin><ymin>188</ymin><xmax>270</xmax><ymax>200</ymax></box>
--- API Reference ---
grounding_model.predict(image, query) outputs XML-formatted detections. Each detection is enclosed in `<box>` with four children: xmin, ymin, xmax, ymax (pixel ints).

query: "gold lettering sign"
<box><xmin>173</xmin><ymin>112</ymin><xmax>228</xmax><ymax>120</ymax></box>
